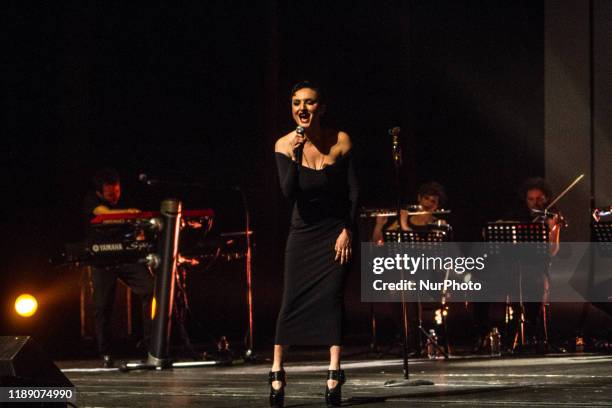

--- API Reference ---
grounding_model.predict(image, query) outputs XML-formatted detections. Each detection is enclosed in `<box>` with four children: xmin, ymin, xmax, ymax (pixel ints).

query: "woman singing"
<box><xmin>270</xmin><ymin>81</ymin><xmax>359</xmax><ymax>407</ymax></box>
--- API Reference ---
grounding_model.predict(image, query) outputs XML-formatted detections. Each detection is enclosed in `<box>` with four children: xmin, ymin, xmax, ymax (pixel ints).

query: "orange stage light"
<box><xmin>151</xmin><ymin>297</ymin><xmax>156</xmax><ymax>320</ymax></box>
<box><xmin>15</xmin><ymin>294</ymin><xmax>38</xmax><ymax>317</ymax></box>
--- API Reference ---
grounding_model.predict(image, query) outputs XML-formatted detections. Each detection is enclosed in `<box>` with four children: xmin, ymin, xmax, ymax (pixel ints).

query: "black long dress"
<box><xmin>274</xmin><ymin>151</ymin><xmax>359</xmax><ymax>345</ymax></box>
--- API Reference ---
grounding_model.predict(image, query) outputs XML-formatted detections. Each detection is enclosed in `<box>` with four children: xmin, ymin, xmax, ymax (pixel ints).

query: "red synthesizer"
<box><xmin>90</xmin><ymin>209</ymin><xmax>215</xmax><ymax>224</ymax></box>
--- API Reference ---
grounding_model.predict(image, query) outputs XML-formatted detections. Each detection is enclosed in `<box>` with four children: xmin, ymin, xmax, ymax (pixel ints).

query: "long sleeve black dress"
<box><xmin>274</xmin><ymin>151</ymin><xmax>359</xmax><ymax>345</ymax></box>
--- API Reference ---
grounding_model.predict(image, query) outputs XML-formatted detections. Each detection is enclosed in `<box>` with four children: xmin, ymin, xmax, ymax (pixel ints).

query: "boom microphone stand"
<box><xmin>120</xmin><ymin>178</ymin><xmax>258</xmax><ymax>371</ymax></box>
<box><xmin>141</xmin><ymin>176</ymin><xmax>258</xmax><ymax>361</ymax></box>
<box><xmin>121</xmin><ymin>199</ymin><xmax>225</xmax><ymax>371</ymax></box>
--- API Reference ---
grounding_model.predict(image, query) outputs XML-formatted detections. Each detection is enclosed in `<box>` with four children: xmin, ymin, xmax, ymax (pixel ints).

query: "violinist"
<box><xmin>523</xmin><ymin>178</ymin><xmax>563</xmax><ymax>256</ymax></box>
<box><xmin>473</xmin><ymin>178</ymin><xmax>566</xmax><ymax>352</ymax></box>
<box><xmin>511</xmin><ymin>177</ymin><xmax>563</xmax><ymax>350</ymax></box>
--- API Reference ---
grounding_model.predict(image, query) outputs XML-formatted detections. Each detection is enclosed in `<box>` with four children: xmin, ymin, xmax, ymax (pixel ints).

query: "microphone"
<box><xmin>138</xmin><ymin>173</ymin><xmax>156</xmax><ymax>186</ymax></box>
<box><xmin>295</xmin><ymin>126</ymin><xmax>305</xmax><ymax>169</ymax></box>
<box><xmin>388</xmin><ymin>126</ymin><xmax>401</xmax><ymax>136</ymax></box>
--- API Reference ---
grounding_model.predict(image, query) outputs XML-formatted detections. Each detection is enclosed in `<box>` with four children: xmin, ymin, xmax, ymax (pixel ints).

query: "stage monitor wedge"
<box><xmin>0</xmin><ymin>336</ymin><xmax>73</xmax><ymax>387</ymax></box>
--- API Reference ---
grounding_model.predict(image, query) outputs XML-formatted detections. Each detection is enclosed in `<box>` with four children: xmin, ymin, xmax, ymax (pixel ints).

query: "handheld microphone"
<box><xmin>295</xmin><ymin>126</ymin><xmax>305</xmax><ymax>169</ymax></box>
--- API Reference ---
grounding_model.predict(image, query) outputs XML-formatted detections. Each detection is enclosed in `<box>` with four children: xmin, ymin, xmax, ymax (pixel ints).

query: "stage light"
<box><xmin>505</xmin><ymin>305</ymin><xmax>514</xmax><ymax>323</ymax></box>
<box><xmin>434</xmin><ymin>309</ymin><xmax>443</xmax><ymax>325</ymax></box>
<box><xmin>15</xmin><ymin>294</ymin><xmax>38</xmax><ymax>317</ymax></box>
<box><xmin>151</xmin><ymin>297</ymin><xmax>156</xmax><ymax>320</ymax></box>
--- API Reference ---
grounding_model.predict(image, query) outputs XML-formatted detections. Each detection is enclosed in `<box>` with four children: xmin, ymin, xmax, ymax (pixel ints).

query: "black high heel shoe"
<box><xmin>325</xmin><ymin>369</ymin><xmax>346</xmax><ymax>407</ymax></box>
<box><xmin>268</xmin><ymin>370</ymin><xmax>286</xmax><ymax>407</ymax></box>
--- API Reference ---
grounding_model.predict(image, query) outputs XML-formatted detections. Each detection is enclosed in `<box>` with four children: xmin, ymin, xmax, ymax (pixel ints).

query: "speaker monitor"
<box><xmin>0</xmin><ymin>336</ymin><xmax>73</xmax><ymax>387</ymax></box>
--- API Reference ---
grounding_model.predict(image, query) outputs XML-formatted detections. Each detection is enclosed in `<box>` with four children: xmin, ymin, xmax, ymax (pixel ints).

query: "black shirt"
<box><xmin>82</xmin><ymin>191</ymin><xmax>119</xmax><ymax>238</ymax></box>
<box><xmin>83</xmin><ymin>191</ymin><xmax>118</xmax><ymax>219</ymax></box>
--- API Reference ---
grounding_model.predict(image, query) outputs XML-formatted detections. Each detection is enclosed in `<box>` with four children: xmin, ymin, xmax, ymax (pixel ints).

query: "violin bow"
<box><xmin>545</xmin><ymin>173</ymin><xmax>585</xmax><ymax>210</ymax></box>
<box><xmin>531</xmin><ymin>173</ymin><xmax>584</xmax><ymax>223</ymax></box>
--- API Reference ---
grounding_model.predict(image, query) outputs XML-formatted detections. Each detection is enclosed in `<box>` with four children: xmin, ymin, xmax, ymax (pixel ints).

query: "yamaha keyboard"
<box><xmin>84</xmin><ymin>208</ymin><xmax>215</xmax><ymax>265</ymax></box>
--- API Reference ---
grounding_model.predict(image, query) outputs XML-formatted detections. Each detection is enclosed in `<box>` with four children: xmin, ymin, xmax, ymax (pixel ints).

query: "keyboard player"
<box><xmin>83</xmin><ymin>167</ymin><xmax>154</xmax><ymax>367</ymax></box>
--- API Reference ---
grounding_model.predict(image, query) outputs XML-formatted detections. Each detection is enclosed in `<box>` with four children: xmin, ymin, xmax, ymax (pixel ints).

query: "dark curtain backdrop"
<box><xmin>3</xmin><ymin>1</ymin><xmax>544</xmax><ymax>354</ymax></box>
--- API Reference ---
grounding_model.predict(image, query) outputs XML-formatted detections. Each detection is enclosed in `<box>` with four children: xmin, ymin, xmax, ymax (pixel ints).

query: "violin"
<box><xmin>531</xmin><ymin>208</ymin><xmax>568</xmax><ymax>228</ymax></box>
<box><xmin>592</xmin><ymin>206</ymin><xmax>612</xmax><ymax>222</ymax></box>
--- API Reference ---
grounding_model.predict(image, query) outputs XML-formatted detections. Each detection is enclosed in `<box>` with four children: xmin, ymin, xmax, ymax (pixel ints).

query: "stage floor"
<box><xmin>58</xmin><ymin>353</ymin><xmax>612</xmax><ymax>407</ymax></box>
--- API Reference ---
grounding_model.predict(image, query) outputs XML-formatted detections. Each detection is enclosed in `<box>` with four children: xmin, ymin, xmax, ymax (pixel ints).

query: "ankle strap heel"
<box><xmin>327</xmin><ymin>369</ymin><xmax>346</xmax><ymax>385</ymax></box>
<box><xmin>325</xmin><ymin>369</ymin><xmax>345</xmax><ymax>406</ymax></box>
<box><xmin>268</xmin><ymin>370</ymin><xmax>286</xmax><ymax>386</ymax></box>
<box><xmin>269</xmin><ymin>370</ymin><xmax>286</xmax><ymax>407</ymax></box>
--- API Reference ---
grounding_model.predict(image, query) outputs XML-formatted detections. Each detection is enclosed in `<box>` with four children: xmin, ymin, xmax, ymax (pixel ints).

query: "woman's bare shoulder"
<box><xmin>274</xmin><ymin>132</ymin><xmax>294</xmax><ymax>156</ymax></box>
<box><xmin>332</xmin><ymin>130</ymin><xmax>352</xmax><ymax>155</ymax></box>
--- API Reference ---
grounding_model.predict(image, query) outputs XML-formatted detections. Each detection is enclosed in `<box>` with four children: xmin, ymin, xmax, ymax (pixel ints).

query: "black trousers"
<box><xmin>91</xmin><ymin>263</ymin><xmax>154</xmax><ymax>355</ymax></box>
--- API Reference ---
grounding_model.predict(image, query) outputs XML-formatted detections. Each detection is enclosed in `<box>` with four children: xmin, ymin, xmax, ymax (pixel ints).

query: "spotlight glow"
<box><xmin>151</xmin><ymin>297</ymin><xmax>156</xmax><ymax>320</ymax></box>
<box><xmin>15</xmin><ymin>294</ymin><xmax>38</xmax><ymax>317</ymax></box>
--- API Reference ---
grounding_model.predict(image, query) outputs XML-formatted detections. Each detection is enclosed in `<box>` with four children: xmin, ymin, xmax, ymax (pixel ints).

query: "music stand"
<box><xmin>593</xmin><ymin>221</ymin><xmax>612</xmax><ymax>256</ymax></box>
<box><xmin>385</xmin><ymin>227</ymin><xmax>452</xmax><ymax>358</ymax></box>
<box><xmin>381</xmin><ymin>225</ymin><xmax>451</xmax><ymax>387</ymax></box>
<box><xmin>484</xmin><ymin>222</ymin><xmax>549</xmax><ymax>351</ymax></box>
<box><xmin>385</xmin><ymin>229</ymin><xmax>451</xmax><ymax>244</ymax></box>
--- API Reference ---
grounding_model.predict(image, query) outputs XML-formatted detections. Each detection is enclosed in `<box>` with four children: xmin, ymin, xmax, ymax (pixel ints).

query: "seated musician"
<box><xmin>523</xmin><ymin>178</ymin><xmax>562</xmax><ymax>256</ymax></box>
<box><xmin>369</xmin><ymin>182</ymin><xmax>448</xmax><ymax>354</ymax></box>
<box><xmin>83</xmin><ymin>168</ymin><xmax>154</xmax><ymax>367</ymax></box>
<box><xmin>371</xmin><ymin>182</ymin><xmax>447</xmax><ymax>243</ymax></box>
<box><xmin>503</xmin><ymin>177</ymin><xmax>562</xmax><ymax>350</ymax></box>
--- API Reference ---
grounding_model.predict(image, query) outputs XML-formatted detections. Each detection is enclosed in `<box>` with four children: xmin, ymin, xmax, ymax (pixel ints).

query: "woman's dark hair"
<box><xmin>417</xmin><ymin>181</ymin><xmax>447</xmax><ymax>206</ymax></box>
<box><xmin>520</xmin><ymin>177</ymin><xmax>551</xmax><ymax>199</ymax></box>
<box><xmin>92</xmin><ymin>167</ymin><xmax>120</xmax><ymax>193</ymax></box>
<box><xmin>290</xmin><ymin>80</ymin><xmax>326</xmax><ymax>104</ymax></box>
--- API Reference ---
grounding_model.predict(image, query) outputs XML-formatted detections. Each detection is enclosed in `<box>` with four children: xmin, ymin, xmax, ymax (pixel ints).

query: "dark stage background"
<box><xmin>4</xmin><ymin>1</ymin><xmax>607</xmax><ymax>357</ymax></box>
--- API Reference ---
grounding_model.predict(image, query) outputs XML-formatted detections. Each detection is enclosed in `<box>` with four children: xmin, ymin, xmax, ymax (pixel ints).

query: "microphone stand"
<box><xmin>384</xmin><ymin>127</ymin><xmax>433</xmax><ymax>387</ymax></box>
<box><xmin>237</xmin><ymin>185</ymin><xmax>259</xmax><ymax>363</ymax></box>
<box><xmin>121</xmin><ymin>177</ymin><xmax>258</xmax><ymax>369</ymax></box>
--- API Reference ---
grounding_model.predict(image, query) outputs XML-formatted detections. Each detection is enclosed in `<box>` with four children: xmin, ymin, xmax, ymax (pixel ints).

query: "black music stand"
<box><xmin>384</xmin><ymin>228</ymin><xmax>452</xmax><ymax>359</ymax></box>
<box><xmin>579</xmin><ymin>221</ymin><xmax>612</xmax><ymax>345</ymax></box>
<box><xmin>593</xmin><ymin>221</ymin><xmax>612</xmax><ymax>256</ymax></box>
<box><xmin>381</xmin><ymin>226</ymin><xmax>452</xmax><ymax>387</ymax></box>
<box><xmin>385</xmin><ymin>229</ymin><xmax>451</xmax><ymax>244</ymax></box>
<box><xmin>484</xmin><ymin>222</ymin><xmax>549</xmax><ymax>352</ymax></box>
